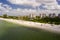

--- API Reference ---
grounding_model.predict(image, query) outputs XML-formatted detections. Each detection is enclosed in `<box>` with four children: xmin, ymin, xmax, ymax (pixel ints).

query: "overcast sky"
<box><xmin>0</xmin><ymin>0</ymin><xmax>60</xmax><ymax>16</ymax></box>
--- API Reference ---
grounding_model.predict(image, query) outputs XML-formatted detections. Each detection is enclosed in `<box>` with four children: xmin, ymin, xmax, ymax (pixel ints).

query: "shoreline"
<box><xmin>0</xmin><ymin>18</ymin><xmax>60</xmax><ymax>34</ymax></box>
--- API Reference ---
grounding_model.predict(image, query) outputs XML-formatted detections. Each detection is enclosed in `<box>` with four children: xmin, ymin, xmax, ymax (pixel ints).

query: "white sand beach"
<box><xmin>0</xmin><ymin>18</ymin><xmax>60</xmax><ymax>33</ymax></box>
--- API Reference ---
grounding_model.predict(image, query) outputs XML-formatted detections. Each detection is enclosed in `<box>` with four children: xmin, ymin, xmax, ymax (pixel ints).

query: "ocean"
<box><xmin>0</xmin><ymin>20</ymin><xmax>60</xmax><ymax>40</ymax></box>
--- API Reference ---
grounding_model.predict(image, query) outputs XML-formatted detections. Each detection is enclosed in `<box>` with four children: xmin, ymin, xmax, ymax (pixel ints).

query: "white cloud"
<box><xmin>8</xmin><ymin>8</ymin><xmax>38</xmax><ymax>16</ymax></box>
<box><xmin>0</xmin><ymin>3</ymin><xmax>12</xmax><ymax>15</ymax></box>
<box><xmin>1</xmin><ymin>0</ymin><xmax>60</xmax><ymax>16</ymax></box>
<box><xmin>7</xmin><ymin>0</ymin><xmax>60</xmax><ymax>9</ymax></box>
<box><xmin>7</xmin><ymin>0</ymin><xmax>40</xmax><ymax>7</ymax></box>
<box><xmin>0</xmin><ymin>3</ymin><xmax>38</xmax><ymax>16</ymax></box>
<box><xmin>39</xmin><ymin>0</ymin><xmax>58</xmax><ymax>9</ymax></box>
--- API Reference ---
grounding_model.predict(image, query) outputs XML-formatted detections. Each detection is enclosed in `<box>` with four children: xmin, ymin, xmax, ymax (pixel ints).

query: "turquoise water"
<box><xmin>0</xmin><ymin>20</ymin><xmax>60</xmax><ymax>40</ymax></box>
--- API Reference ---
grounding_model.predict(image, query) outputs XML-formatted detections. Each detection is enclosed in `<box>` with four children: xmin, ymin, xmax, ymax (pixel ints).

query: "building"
<box><xmin>49</xmin><ymin>13</ymin><xmax>56</xmax><ymax>18</ymax></box>
<box><xmin>52</xmin><ymin>13</ymin><xmax>56</xmax><ymax>18</ymax></box>
<box><xmin>29</xmin><ymin>14</ymin><xmax>36</xmax><ymax>19</ymax></box>
<box><xmin>58</xmin><ymin>14</ymin><xmax>60</xmax><ymax>18</ymax></box>
<box><xmin>40</xmin><ymin>13</ymin><xmax>46</xmax><ymax>18</ymax></box>
<box><xmin>49</xmin><ymin>13</ymin><xmax>52</xmax><ymax>18</ymax></box>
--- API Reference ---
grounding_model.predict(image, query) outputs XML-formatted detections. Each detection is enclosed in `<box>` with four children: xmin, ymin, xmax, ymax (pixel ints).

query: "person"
<box><xmin>41</xmin><ymin>24</ymin><xmax>42</xmax><ymax>26</ymax></box>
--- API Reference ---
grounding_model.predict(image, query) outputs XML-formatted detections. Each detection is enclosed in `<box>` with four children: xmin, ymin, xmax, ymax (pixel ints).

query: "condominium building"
<box><xmin>29</xmin><ymin>14</ymin><xmax>36</xmax><ymax>19</ymax></box>
<box><xmin>40</xmin><ymin>13</ymin><xmax>46</xmax><ymax>18</ymax></box>
<box><xmin>53</xmin><ymin>13</ymin><xmax>56</xmax><ymax>18</ymax></box>
<box><xmin>58</xmin><ymin>14</ymin><xmax>60</xmax><ymax>18</ymax></box>
<box><xmin>49</xmin><ymin>13</ymin><xmax>56</xmax><ymax>18</ymax></box>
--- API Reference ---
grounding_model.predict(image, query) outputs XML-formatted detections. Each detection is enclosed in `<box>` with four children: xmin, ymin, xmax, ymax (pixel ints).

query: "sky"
<box><xmin>0</xmin><ymin>0</ymin><xmax>60</xmax><ymax>16</ymax></box>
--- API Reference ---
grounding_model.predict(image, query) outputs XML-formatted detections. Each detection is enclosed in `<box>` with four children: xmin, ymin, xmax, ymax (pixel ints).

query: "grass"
<box><xmin>0</xmin><ymin>20</ymin><xmax>60</xmax><ymax>40</ymax></box>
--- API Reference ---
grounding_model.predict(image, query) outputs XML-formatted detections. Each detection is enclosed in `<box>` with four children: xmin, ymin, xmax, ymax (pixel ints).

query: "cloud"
<box><xmin>0</xmin><ymin>3</ymin><xmax>38</xmax><ymax>16</ymax></box>
<box><xmin>0</xmin><ymin>3</ymin><xmax>12</xmax><ymax>15</ymax></box>
<box><xmin>0</xmin><ymin>0</ymin><xmax>60</xmax><ymax>16</ymax></box>
<box><xmin>38</xmin><ymin>0</ymin><xmax>58</xmax><ymax>9</ymax></box>
<box><xmin>7</xmin><ymin>8</ymin><xmax>38</xmax><ymax>16</ymax></box>
<box><xmin>7</xmin><ymin>0</ymin><xmax>60</xmax><ymax>9</ymax></box>
<box><xmin>7</xmin><ymin>0</ymin><xmax>40</xmax><ymax>7</ymax></box>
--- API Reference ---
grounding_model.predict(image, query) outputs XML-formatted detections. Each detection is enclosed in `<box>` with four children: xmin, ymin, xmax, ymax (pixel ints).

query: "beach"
<box><xmin>0</xmin><ymin>18</ymin><xmax>60</xmax><ymax>33</ymax></box>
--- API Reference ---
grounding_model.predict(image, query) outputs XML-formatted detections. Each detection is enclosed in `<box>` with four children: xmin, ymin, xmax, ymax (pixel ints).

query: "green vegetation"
<box><xmin>0</xmin><ymin>20</ymin><xmax>60</xmax><ymax>40</ymax></box>
<box><xmin>0</xmin><ymin>14</ymin><xmax>60</xmax><ymax>25</ymax></box>
<box><xmin>2</xmin><ymin>14</ymin><xmax>8</xmax><ymax>18</ymax></box>
<box><xmin>30</xmin><ymin>16</ymin><xmax>60</xmax><ymax>25</ymax></box>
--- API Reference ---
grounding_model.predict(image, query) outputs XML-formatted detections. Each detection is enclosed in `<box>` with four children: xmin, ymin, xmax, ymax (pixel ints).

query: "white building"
<box><xmin>29</xmin><ymin>14</ymin><xmax>36</xmax><ymax>19</ymax></box>
<box><xmin>40</xmin><ymin>13</ymin><xmax>46</xmax><ymax>18</ymax></box>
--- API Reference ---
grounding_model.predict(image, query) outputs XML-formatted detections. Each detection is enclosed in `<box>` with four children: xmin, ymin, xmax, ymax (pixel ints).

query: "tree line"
<box><xmin>0</xmin><ymin>14</ymin><xmax>60</xmax><ymax>25</ymax></box>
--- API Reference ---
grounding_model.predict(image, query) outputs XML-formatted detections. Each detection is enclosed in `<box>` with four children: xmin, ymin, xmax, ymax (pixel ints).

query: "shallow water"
<box><xmin>0</xmin><ymin>20</ymin><xmax>60</xmax><ymax>40</ymax></box>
